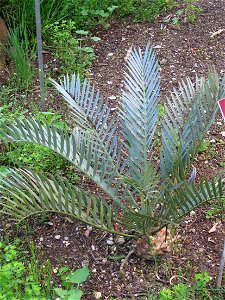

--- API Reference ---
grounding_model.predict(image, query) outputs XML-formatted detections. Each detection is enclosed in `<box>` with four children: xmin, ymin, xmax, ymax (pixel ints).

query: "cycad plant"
<box><xmin>0</xmin><ymin>46</ymin><xmax>224</xmax><ymax>256</ymax></box>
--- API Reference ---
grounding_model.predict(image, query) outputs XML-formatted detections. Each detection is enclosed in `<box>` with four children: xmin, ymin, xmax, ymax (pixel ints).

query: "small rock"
<box><xmin>40</xmin><ymin>237</ymin><xmax>44</xmax><ymax>242</ymax></box>
<box><xmin>210</xmin><ymin>139</ymin><xmax>216</xmax><ymax>143</ymax></box>
<box><xmin>190</xmin><ymin>211</ymin><xmax>196</xmax><ymax>217</ymax></box>
<box><xmin>53</xmin><ymin>268</ymin><xmax>58</xmax><ymax>274</ymax></box>
<box><xmin>55</xmin><ymin>235</ymin><xmax>61</xmax><ymax>240</ymax></box>
<box><xmin>62</xmin><ymin>241</ymin><xmax>70</xmax><ymax>247</ymax></box>
<box><xmin>93</xmin><ymin>291</ymin><xmax>102</xmax><ymax>299</ymax></box>
<box><xmin>46</xmin><ymin>221</ymin><xmax>54</xmax><ymax>226</ymax></box>
<box><xmin>153</xmin><ymin>45</ymin><xmax>162</xmax><ymax>49</ymax></box>
<box><xmin>106</xmin><ymin>239</ymin><xmax>114</xmax><ymax>245</ymax></box>
<box><xmin>220</xmin><ymin>131</ymin><xmax>225</xmax><ymax>137</ymax></box>
<box><xmin>108</xmin><ymin>96</ymin><xmax>117</xmax><ymax>100</ymax></box>
<box><xmin>110</xmin><ymin>107</ymin><xmax>117</xmax><ymax>111</ymax></box>
<box><xmin>107</xmin><ymin>53</ymin><xmax>114</xmax><ymax>56</ymax></box>
<box><xmin>115</xmin><ymin>236</ymin><xmax>125</xmax><ymax>245</ymax></box>
<box><xmin>91</xmin><ymin>245</ymin><xmax>95</xmax><ymax>251</ymax></box>
<box><xmin>81</xmin><ymin>260</ymin><xmax>89</xmax><ymax>267</ymax></box>
<box><xmin>107</xmin><ymin>81</ymin><xmax>113</xmax><ymax>84</ymax></box>
<box><xmin>160</xmin><ymin>58</ymin><xmax>167</xmax><ymax>65</ymax></box>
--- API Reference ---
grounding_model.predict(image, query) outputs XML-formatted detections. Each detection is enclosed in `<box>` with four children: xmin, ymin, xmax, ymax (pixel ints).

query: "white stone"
<box><xmin>93</xmin><ymin>291</ymin><xmax>102</xmax><ymax>299</ymax></box>
<box><xmin>55</xmin><ymin>235</ymin><xmax>61</xmax><ymax>240</ymax></box>
<box><xmin>108</xmin><ymin>96</ymin><xmax>117</xmax><ymax>100</ymax></box>
<box><xmin>106</xmin><ymin>239</ymin><xmax>114</xmax><ymax>245</ymax></box>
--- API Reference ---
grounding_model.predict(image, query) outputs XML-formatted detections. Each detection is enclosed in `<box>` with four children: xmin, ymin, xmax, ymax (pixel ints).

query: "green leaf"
<box><xmin>90</xmin><ymin>36</ymin><xmax>101</xmax><ymax>42</ymax></box>
<box><xmin>107</xmin><ymin>5</ymin><xmax>118</xmax><ymax>13</ymax></box>
<box><xmin>67</xmin><ymin>267</ymin><xmax>89</xmax><ymax>284</ymax></box>
<box><xmin>54</xmin><ymin>288</ymin><xmax>83</xmax><ymax>300</ymax></box>
<box><xmin>75</xmin><ymin>30</ymin><xmax>89</xmax><ymax>35</ymax></box>
<box><xmin>81</xmin><ymin>47</ymin><xmax>94</xmax><ymax>53</ymax></box>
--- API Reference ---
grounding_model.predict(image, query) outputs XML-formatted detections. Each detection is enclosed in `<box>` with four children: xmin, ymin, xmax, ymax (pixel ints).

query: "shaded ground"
<box><xmin>0</xmin><ymin>0</ymin><xmax>225</xmax><ymax>299</ymax></box>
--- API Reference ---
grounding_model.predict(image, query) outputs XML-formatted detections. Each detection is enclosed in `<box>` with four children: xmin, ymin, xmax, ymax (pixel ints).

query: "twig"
<box><xmin>210</xmin><ymin>29</ymin><xmax>224</xmax><ymax>38</ymax></box>
<box><xmin>217</xmin><ymin>240</ymin><xmax>225</xmax><ymax>289</ymax></box>
<box><xmin>156</xmin><ymin>273</ymin><xmax>170</xmax><ymax>284</ymax></box>
<box><xmin>120</xmin><ymin>249</ymin><xmax>135</xmax><ymax>270</ymax></box>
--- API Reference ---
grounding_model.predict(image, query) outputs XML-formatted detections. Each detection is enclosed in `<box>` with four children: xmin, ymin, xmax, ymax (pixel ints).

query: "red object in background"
<box><xmin>218</xmin><ymin>98</ymin><xmax>225</xmax><ymax>121</ymax></box>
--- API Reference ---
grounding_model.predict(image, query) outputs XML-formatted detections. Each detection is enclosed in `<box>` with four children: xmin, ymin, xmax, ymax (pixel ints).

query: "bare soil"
<box><xmin>0</xmin><ymin>0</ymin><xmax>225</xmax><ymax>299</ymax></box>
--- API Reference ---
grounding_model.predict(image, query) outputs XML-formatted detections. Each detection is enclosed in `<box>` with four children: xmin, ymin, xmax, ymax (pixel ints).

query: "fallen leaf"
<box><xmin>209</xmin><ymin>223</ymin><xmax>218</xmax><ymax>233</ymax></box>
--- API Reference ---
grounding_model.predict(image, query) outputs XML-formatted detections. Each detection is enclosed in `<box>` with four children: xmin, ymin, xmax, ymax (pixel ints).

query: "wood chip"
<box><xmin>210</xmin><ymin>29</ymin><xmax>224</xmax><ymax>38</ymax></box>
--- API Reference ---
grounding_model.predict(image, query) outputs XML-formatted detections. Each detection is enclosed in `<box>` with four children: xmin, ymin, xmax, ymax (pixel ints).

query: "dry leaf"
<box><xmin>208</xmin><ymin>223</ymin><xmax>218</xmax><ymax>233</ymax></box>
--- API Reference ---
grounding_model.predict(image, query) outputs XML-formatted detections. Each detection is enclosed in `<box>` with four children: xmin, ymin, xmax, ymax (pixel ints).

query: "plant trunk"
<box><xmin>0</xmin><ymin>17</ymin><xmax>8</xmax><ymax>71</ymax></box>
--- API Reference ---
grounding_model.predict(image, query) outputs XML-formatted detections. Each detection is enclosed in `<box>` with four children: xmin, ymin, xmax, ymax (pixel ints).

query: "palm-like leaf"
<box><xmin>159</xmin><ymin>175</ymin><xmax>225</xmax><ymax>224</ymax></box>
<box><xmin>50</xmin><ymin>75</ymin><xmax>122</xmax><ymax>170</ymax></box>
<box><xmin>160</xmin><ymin>71</ymin><xmax>224</xmax><ymax>184</ymax></box>
<box><xmin>120</xmin><ymin>46</ymin><xmax>160</xmax><ymax>186</ymax></box>
<box><xmin>0</xmin><ymin>118</ymin><xmax>132</xmax><ymax>208</ymax></box>
<box><xmin>0</xmin><ymin>168</ymin><xmax>136</xmax><ymax>237</ymax></box>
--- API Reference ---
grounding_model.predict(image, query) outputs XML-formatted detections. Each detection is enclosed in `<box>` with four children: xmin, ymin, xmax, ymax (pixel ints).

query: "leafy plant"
<box><xmin>3</xmin><ymin>18</ymin><xmax>35</xmax><ymax>93</ymax></box>
<box><xmin>0</xmin><ymin>46</ymin><xmax>224</xmax><ymax>257</ymax></box>
<box><xmin>55</xmin><ymin>266</ymin><xmax>89</xmax><ymax>300</ymax></box>
<box><xmin>43</xmin><ymin>20</ymin><xmax>100</xmax><ymax>76</ymax></box>
<box><xmin>112</xmin><ymin>0</ymin><xmax>172</xmax><ymax>21</ymax></box>
<box><xmin>0</xmin><ymin>110</ymin><xmax>79</xmax><ymax>184</ymax></box>
<box><xmin>163</xmin><ymin>0</ymin><xmax>202</xmax><ymax>25</ymax></box>
<box><xmin>0</xmin><ymin>240</ymin><xmax>52</xmax><ymax>299</ymax></box>
<box><xmin>159</xmin><ymin>272</ymin><xmax>212</xmax><ymax>300</ymax></box>
<box><xmin>2</xmin><ymin>0</ymin><xmax>70</xmax><ymax>39</ymax></box>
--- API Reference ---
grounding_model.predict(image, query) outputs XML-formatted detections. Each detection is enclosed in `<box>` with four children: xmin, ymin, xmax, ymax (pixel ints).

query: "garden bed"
<box><xmin>0</xmin><ymin>0</ymin><xmax>225</xmax><ymax>299</ymax></box>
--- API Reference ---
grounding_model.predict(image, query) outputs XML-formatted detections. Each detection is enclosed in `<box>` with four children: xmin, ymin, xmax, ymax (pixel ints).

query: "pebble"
<box><xmin>40</xmin><ymin>237</ymin><xmax>44</xmax><ymax>242</ymax></box>
<box><xmin>81</xmin><ymin>260</ymin><xmax>89</xmax><ymax>267</ymax></box>
<box><xmin>190</xmin><ymin>211</ymin><xmax>196</xmax><ymax>217</ymax></box>
<box><xmin>106</xmin><ymin>239</ymin><xmax>114</xmax><ymax>245</ymax></box>
<box><xmin>160</xmin><ymin>58</ymin><xmax>167</xmax><ymax>65</ymax></box>
<box><xmin>62</xmin><ymin>241</ymin><xmax>70</xmax><ymax>247</ymax></box>
<box><xmin>54</xmin><ymin>235</ymin><xmax>61</xmax><ymax>240</ymax></box>
<box><xmin>46</xmin><ymin>221</ymin><xmax>54</xmax><ymax>226</ymax></box>
<box><xmin>93</xmin><ymin>291</ymin><xmax>102</xmax><ymax>299</ymax></box>
<box><xmin>115</xmin><ymin>236</ymin><xmax>125</xmax><ymax>245</ymax></box>
<box><xmin>64</xmin><ymin>236</ymin><xmax>69</xmax><ymax>241</ymax></box>
<box><xmin>210</xmin><ymin>139</ymin><xmax>216</xmax><ymax>143</ymax></box>
<box><xmin>153</xmin><ymin>45</ymin><xmax>162</xmax><ymax>49</ymax></box>
<box><xmin>108</xmin><ymin>96</ymin><xmax>117</xmax><ymax>100</ymax></box>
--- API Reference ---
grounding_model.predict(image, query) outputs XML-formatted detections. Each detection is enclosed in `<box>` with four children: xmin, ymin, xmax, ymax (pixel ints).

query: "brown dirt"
<box><xmin>0</xmin><ymin>0</ymin><xmax>225</xmax><ymax>299</ymax></box>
